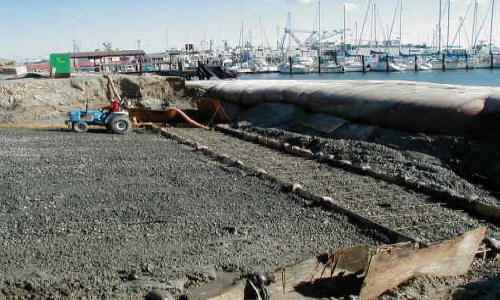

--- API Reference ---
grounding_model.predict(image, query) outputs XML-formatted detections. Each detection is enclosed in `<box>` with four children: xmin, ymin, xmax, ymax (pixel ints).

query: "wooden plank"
<box><xmin>267</xmin><ymin>245</ymin><xmax>370</xmax><ymax>300</ymax></box>
<box><xmin>359</xmin><ymin>227</ymin><xmax>487</xmax><ymax>300</ymax></box>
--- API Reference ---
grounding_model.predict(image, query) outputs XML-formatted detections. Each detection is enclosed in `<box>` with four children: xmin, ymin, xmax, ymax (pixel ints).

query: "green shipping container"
<box><xmin>50</xmin><ymin>53</ymin><xmax>71</xmax><ymax>75</ymax></box>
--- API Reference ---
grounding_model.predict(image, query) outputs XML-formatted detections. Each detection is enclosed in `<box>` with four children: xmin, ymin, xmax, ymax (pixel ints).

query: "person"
<box><xmin>101</xmin><ymin>101</ymin><xmax>121</xmax><ymax>113</ymax></box>
<box><xmin>100</xmin><ymin>101</ymin><xmax>121</xmax><ymax>120</ymax></box>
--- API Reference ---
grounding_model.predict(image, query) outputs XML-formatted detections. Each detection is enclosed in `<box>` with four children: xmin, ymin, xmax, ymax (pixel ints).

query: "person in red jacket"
<box><xmin>101</xmin><ymin>101</ymin><xmax>121</xmax><ymax>113</ymax></box>
<box><xmin>100</xmin><ymin>101</ymin><xmax>121</xmax><ymax>121</ymax></box>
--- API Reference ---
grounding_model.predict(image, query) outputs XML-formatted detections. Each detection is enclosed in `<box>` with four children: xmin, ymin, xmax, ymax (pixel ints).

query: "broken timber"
<box><xmin>192</xmin><ymin>227</ymin><xmax>487</xmax><ymax>300</ymax></box>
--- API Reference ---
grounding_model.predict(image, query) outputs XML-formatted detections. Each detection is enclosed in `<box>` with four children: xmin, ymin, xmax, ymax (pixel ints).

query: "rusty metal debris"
<box><xmin>191</xmin><ymin>228</ymin><xmax>487</xmax><ymax>300</ymax></box>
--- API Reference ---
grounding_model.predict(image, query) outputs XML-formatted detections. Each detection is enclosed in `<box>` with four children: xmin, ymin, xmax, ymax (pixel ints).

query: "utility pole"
<box><xmin>137</xmin><ymin>39</ymin><xmax>141</xmax><ymax>50</ymax></box>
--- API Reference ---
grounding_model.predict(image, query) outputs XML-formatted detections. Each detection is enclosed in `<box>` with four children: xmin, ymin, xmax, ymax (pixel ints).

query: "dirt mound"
<box><xmin>0</xmin><ymin>74</ymin><xmax>190</xmax><ymax>123</ymax></box>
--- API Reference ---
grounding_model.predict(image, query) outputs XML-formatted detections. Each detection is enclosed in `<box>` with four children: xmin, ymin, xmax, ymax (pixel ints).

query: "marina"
<box><xmin>240</xmin><ymin>68</ymin><xmax>500</xmax><ymax>86</ymax></box>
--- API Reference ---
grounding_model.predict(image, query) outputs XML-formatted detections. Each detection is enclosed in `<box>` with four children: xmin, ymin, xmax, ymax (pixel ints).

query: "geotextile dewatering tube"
<box><xmin>189</xmin><ymin>80</ymin><xmax>500</xmax><ymax>139</ymax></box>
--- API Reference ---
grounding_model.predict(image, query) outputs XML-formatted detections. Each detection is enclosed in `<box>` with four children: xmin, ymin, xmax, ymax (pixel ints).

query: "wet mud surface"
<box><xmin>0</xmin><ymin>128</ymin><xmax>377</xmax><ymax>300</ymax></box>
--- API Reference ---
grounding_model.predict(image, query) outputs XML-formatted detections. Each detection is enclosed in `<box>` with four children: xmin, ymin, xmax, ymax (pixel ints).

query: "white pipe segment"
<box><xmin>188</xmin><ymin>80</ymin><xmax>500</xmax><ymax>139</ymax></box>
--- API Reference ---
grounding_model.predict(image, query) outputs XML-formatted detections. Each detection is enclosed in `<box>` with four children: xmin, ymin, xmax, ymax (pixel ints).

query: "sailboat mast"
<box><xmin>490</xmin><ymin>0</ymin><xmax>496</xmax><ymax>54</ymax></box>
<box><xmin>374</xmin><ymin>1</ymin><xmax>377</xmax><ymax>47</ymax></box>
<box><xmin>439</xmin><ymin>0</ymin><xmax>442</xmax><ymax>53</ymax></box>
<box><xmin>355</xmin><ymin>21</ymin><xmax>358</xmax><ymax>48</ymax></box>
<box><xmin>318</xmin><ymin>0</ymin><xmax>321</xmax><ymax>49</ymax></box>
<box><xmin>318</xmin><ymin>0</ymin><xmax>321</xmax><ymax>73</ymax></box>
<box><xmin>447</xmin><ymin>0</ymin><xmax>451</xmax><ymax>51</ymax></box>
<box><xmin>472</xmin><ymin>0</ymin><xmax>478</xmax><ymax>50</ymax></box>
<box><xmin>399</xmin><ymin>0</ymin><xmax>403</xmax><ymax>51</ymax></box>
<box><xmin>240</xmin><ymin>21</ymin><xmax>244</xmax><ymax>67</ymax></box>
<box><xmin>343</xmin><ymin>4</ymin><xmax>346</xmax><ymax>50</ymax></box>
<box><xmin>370</xmin><ymin>0</ymin><xmax>373</xmax><ymax>46</ymax></box>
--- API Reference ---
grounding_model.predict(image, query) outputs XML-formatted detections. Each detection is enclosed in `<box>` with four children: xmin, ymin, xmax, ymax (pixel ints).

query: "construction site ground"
<box><xmin>0</xmin><ymin>76</ymin><xmax>498</xmax><ymax>299</ymax></box>
<box><xmin>0</xmin><ymin>128</ymin><xmax>378</xmax><ymax>300</ymax></box>
<box><xmin>0</xmin><ymin>127</ymin><xmax>498</xmax><ymax>300</ymax></box>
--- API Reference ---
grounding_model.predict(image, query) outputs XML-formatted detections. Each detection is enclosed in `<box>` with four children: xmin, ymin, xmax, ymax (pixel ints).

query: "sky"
<box><xmin>0</xmin><ymin>0</ymin><xmax>498</xmax><ymax>60</ymax></box>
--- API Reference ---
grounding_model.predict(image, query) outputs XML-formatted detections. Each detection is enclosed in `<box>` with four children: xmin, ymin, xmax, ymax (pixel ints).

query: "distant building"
<box><xmin>69</xmin><ymin>50</ymin><xmax>146</xmax><ymax>73</ymax></box>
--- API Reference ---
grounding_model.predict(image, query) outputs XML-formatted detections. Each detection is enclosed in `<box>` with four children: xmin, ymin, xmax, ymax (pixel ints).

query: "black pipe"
<box><xmin>414</xmin><ymin>55</ymin><xmax>418</xmax><ymax>72</ymax></box>
<box><xmin>289</xmin><ymin>56</ymin><xmax>293</xmax><ymax>76</ymax></box>
<box><xmin>362</xmin><ymin>55</ymin><xmax>366</xmax><ymax>73</ymax></box>
<box><xmin>386</xmin><ymin>54</ymin><xmax>389</xmax><ymax>72</ymax></box>
<box><xmin>442</xmin><ymin>53</ymin><xmax>446</xmax><ymax>71</ymax></box>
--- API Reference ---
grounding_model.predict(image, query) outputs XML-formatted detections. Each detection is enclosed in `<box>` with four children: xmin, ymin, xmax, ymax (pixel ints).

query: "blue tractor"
<box><xmin>66</xmin><ymin>109</ymin><xmax>132</xmax><ymax>134</ymax></box>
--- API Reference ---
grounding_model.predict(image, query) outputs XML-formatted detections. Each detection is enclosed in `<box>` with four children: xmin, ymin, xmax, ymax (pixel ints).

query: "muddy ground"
<box><xmin>0</xmin><ymin>128</ymin><xmax>379</xmax><ymax>300</ymax></box>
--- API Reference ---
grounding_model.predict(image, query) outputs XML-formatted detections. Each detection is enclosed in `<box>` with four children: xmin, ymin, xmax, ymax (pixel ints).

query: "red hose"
<box><xmin>167</xmin><ymin>108</ymin><xmax>208</xmax><ymax>129</ymax></box>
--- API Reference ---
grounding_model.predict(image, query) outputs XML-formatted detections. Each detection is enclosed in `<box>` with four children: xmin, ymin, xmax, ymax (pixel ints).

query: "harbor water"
<box><xmin>239</xmin><ymin>68</ymin><xmax>500</xmax><ymax>87</ymax></box>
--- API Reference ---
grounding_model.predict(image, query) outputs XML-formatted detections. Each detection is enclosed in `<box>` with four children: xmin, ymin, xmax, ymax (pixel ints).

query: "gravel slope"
<box><xmin>0</xmin><ymin>128</ymin><xmax>377</xmax><ymax>300</ymax></box>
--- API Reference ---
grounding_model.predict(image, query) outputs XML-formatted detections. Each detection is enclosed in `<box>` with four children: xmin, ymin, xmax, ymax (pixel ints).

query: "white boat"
<box><xmin>250</xmin><ymin>58</ymin><xmax>272</xmax><ymax>73</ymax></box>
<box><xmin>237</xmin><ymin>68</ymin><xmax>253</xmax><ymax>74</ymax></box>
<box><xmin>319</xmin><ymin>62</ymin><xmax>344</xmax><ymax>73</ymax></box>
<box><xmin>279</xmin><ymin>64</ymin><xmax>310</xmax><ymax>74</ymax></box>
<box><xmin>370</xmin><ymin>61</ymin><xmax>406</xmax><ymax>72</ymax></box>
<box><xmin>267</xmin><ymin>65</ymin><xmax>279</xmax><ymax>72</ymax></box>
<box><xmin>394</xmin><ymin>60</ymin><xmax>415</xmax><ymax>71</ymax></box>
<box><xmin>418</xmin><ymin>63</ymin><xmax>433</xmax><ymax>70</ymax></box>
<box><xmin>419</xmin><ymin>59</ymin><xmax>444</xmax><ymax>70</ymax></box>
<box><xmin>279</xmin><ymin>55</ymin><xmax>313</xmax><ymax>74</ymax></box>
<box><xmin>473</xmin><ymin>57</ymin><xmax>492</xmax><ymax>69</ymax></box>
<box><xmin>229</xmin><ymin>65</ymin><xmax>253</xmax><ymax>74</ymax></box>
<box><xmin>444</xmin><ymin>60</ymin><xmax>458</xmax><ymax>70</ymax></box>
<box><xmin>342</xmin><ymin>61</ymin><xmax>365</xmax><ymax>72</ymax></box>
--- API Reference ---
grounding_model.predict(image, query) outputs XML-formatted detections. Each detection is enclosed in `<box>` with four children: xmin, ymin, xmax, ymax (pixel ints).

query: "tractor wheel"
<box><xmin>110</xmin><ymin>115</ymin><xmax>131</xmax><ymax>134</ymax></box>
<box><xmin>73</xmin><ymin>121</ymin><xmax>88</xmax><ymax>133</ymax></box>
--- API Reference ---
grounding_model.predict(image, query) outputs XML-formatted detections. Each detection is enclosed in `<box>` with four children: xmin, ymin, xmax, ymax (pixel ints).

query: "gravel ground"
<box><xmin>0</xmin><ymin>128</ymin><xmax>378</xmax><ymax>300</ymax></box>
<box><xmin>242</xmin><ymin>126</ymin><xmax>500</xmax><ymax>205</ymax></box>
<box><xmin>166</xmin><ymin>127</ymin><xmax>499</xmax><ymax>245</ymax></box>
<box><xmin>379</xmin><ymin>259</ymin><xmax>500</xmax><ymax>300</ymax></box>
